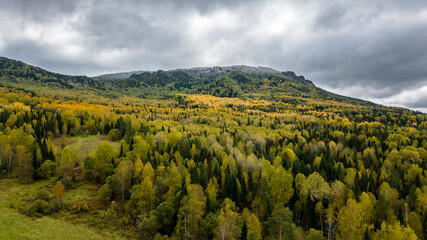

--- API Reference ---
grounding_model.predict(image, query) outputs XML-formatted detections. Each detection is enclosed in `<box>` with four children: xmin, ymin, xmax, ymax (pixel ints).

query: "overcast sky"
<box><xmin>1</xmin><ymin>0</ymin><xmax>426</xmax><ymax>112</ymax></box>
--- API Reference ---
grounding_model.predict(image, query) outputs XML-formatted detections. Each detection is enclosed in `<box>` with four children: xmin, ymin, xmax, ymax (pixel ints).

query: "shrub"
<box><xmin>83</xmin><ymin>156</ymin><xmax>94</xmax><ymax>180</ymax></box>
<box><xmin>137</xmin><ymin>216</ymin><xmax>159</xmax><ymax>240</ymax></box>
<box><xmin>69</xmin><ymin>129</ymin><xmax>76</xmax><ymax>136</ymax></box>
<box><xmin>71</xmin><ymin>195</ymin><xmax>89</xmax><ymax>213</ymax></box>
<box><xmin>49</xmin><ymin>199</ymin><xmax>62</xmax><ymax>213</ymax></box>
<box><xmin>108</xmin><ymin>129</ymin><xmax>121</xmax><ymax>141</ymax></box>
<box><xmin>25</xmin><ymin>199</ymin><xmax>49</xmax><ymax>217</ymax></box>
<box><xmin>37</xmin><ymin>160</ymin><xmax>57</xmax><ymax>178</ymax></box>
<box><xmin>35</xmin><ymin>189</ymin><xmax>51</xmax><ymax>201</ymax></box>
<box><xmin>94</xmin><ymin>163</ymin><xmax>113</xmax><ymax>183</ymax></box>
<box><xmin>97</xmin><ymin>183</ymin><xmax>112</xmax><ymax>205</ymax></box>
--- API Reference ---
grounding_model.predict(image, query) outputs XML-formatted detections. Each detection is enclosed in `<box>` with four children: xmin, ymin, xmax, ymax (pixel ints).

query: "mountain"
<box><xmin>0</xmin><ymin>57</ymin><xmax>101</xmax><ymax>89</ymax></box>
<box><xmin>0</xmin><ymin>56</ymin><xmax>390</xmax><ymax>109</ymax></box>
<box><xmin>96</xmin><ymin>66</ymin><xmax>286</xmax><ymax>81</ymax></box>
<box><xmin>101</xmin><ymin>64</ymin><xmax>374</xmax><ymax>107</ymax></box>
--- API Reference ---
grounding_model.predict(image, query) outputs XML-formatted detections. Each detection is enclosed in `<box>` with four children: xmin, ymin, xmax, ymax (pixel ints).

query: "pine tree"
<box><xmin>267</xmin><ymin>203</ymin><xmax>295</xmax><ymax>240</ymax></box>
<box><xmin>240</xmin><ymin>220</ymin><xmax>248</xmax><ymax>240</ymax></box>
<box><xmin>363</xmin><ymin>227</ymin><xmax>372</xmax><ymax>240</ymax></box>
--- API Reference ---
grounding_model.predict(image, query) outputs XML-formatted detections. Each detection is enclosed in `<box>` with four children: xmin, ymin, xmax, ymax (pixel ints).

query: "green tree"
<box><xmin>307</xmin><ymin>228</ymin><xmax>324</xmax><ymax>240</ymax></box>
<box><xmin>0</xmin><ymin>133</ymin><xmax>9</xmax><ymax>166</ymax></box>
<box><xmin>134</xmin><ymin>138</ymin><xmax>150</xmax><ymax>161</ymax></box>
<box><xmin>202</xmin><ymin>212</ymin><xmax>219</xmax><ymax>240</ymax></box>
<box><xmin>363</xmin><ymin>227</ymin><xmax>372</xmax><ymax>240</ymax></box>
<box><xmin>138</xmin><ymin>216</ymin><xmax>159</xmax><ymax>240</ymax></box>
<box><xmin>15</xmin><ymin>145</ymin><xmax>33</xmax><ymax>184</ymax></box>
<box><xmin>154</xmin><ymin>201</ymin><xmax>176</xmax><ymax>235</ymax></box>
<box><xmin>404</xmin><ymin>164</ymin><xmax>422</xmax><ymax>187</ymax></box>
<box><xmin>97</xmin><ymin>182</ymin><xmax>112</xmax><ymax>205</ymax></box>
<box><xmin>93</xmin><ymin>141</ymin><xmax>115</xmax><ymax>182</ymax></box>
<box><xmin>374</xmin><ymin>196</ymin><xmax>394</xmax><ymax>228</ymax></box>
<box><xmin>108</xmin><ymin>129</ymin><xmax>121</xmax><ymax>141</ymax></box>
<box><xmin>59</xmin><ymin>147</ymin><xmax>76</xmax><ymax>167</ymax></box>
<box><xmin>94</xmin><ymin>141</ymin><xmax>115</xmax><ymax>167</ymax></box>
<box><xmin>37</xmin><ymin>160</ymin><xmax>57</xmax><ymax>178</ymax></box>
<box><xmin>407</xmin><ymin>211</ymin><xmax>423</xmax><ymax>240</ymax></box>
<box><xmin>267</xmin><ymin>203</ymin><xmax>295</xmax><ymax>240</ymax></box>
<box><xmin>240</xmin><ymin>220</ymin><xmax>248</xmax><ymax>240</ymax></box>
<box><xmin>269</xmin><ymin>167</ymin><xmax>294</xmax><ymax>205</ymax></box>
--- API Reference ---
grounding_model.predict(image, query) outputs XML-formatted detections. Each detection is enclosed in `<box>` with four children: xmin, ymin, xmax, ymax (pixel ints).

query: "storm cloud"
<box><xmin>0</xmin><ymin>0</ymin><xmax>426</xmax><ymax>112</ymax></box>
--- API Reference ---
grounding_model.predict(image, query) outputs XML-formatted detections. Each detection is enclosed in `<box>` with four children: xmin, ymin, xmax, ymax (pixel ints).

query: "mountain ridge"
<box><xmin>0</xmin><ymin>56</ymin><xmax>412</xmax><ymax>112</ymax></box>
<box><xmin>1</xmin><ymin>55</ymin><xmax>308</xmax><ymax>83</ymax></box>
<box><xmin>95</xmin><ymin>65</ymin><xmax>307</xmax><ymax>82</ymax></box>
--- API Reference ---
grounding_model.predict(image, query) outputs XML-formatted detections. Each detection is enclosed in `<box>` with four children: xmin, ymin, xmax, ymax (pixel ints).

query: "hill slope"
<box><xmin>0</xmin><ymin>56</ymin><xmax>376</xmax><ymax>108</ymax></box>
<box><xmin>0</xmin><ymin>57</ymin><xmax>102</xmax><ymax>90</ymax></box>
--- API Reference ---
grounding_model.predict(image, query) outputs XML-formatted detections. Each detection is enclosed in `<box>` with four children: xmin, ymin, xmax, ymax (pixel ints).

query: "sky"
<box><xmin>0</xmin><ymin>0</ymin><xmax>426</xmax><ymax>112</ymax></box>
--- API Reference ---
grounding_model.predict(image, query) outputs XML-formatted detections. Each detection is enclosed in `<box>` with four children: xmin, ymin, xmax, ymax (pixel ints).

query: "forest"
<box><xmin>0</xmin><ymin>57</ymin><xmax>426</xmax><ymax>240</ymax></box>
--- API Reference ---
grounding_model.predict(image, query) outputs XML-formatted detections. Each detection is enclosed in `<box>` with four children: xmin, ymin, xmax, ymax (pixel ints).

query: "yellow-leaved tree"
<box><xmin>337</xmin><ymin>199</ymin><xmax>364</xmax><ymax>240</ymax></box>
<box><xmin>373</xmin><ymin>222</ymin><xmax>417</xmax><ymax>240</ymax></box>
<box><xmin>176</xmin><ymin>184</ymin><xmax>206</xmax><ymax>239</ymax></box>
<box><xmin>269</xmin><ymin>167</ymin><xmax>294</xmax><ymax>205</ymax></box>
<box><xmin>52</xmin><ymin>181</ymin><xmax>65</xmax><ymax>208</ymax></box>
<box><xmin>216</xmin><ymin>198</ymin><xmax>239</xmax><ymax>240</ymax></box>
<box><xmin>138</xmin><ymin>176</ymin><xmax>156</xmax><ymax>217</ymax></box>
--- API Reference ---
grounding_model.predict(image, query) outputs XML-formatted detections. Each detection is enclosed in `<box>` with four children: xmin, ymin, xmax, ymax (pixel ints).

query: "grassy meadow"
<box><xmin>0</xmin><ymin>179</ymin><xmax>126</xmax><ymax>240</ymax></box>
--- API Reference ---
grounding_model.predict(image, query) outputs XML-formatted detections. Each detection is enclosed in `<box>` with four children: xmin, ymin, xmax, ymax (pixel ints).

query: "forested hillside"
<box><xmin>0</xmin><ymin>57</ymin><xmax>426</xmax><ymax>240</ymax></box>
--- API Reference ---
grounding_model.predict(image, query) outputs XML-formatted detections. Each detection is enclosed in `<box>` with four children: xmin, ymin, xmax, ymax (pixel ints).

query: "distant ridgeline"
<box><xmin>0</xmin><ymin>57</ymin><xmax>101</xmax><ymax>90</ymax></box>
<box><xmin>0</xmin><ymin>56</ymin><xmax>380</xmax><ymax>109</ymax></box>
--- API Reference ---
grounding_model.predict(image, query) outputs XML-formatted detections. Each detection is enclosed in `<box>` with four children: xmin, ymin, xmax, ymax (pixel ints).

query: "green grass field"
<box><xmin>0</xmin><ymin>179</ymin><xmax>126</xmax><ymax>240</ymax></box>
<box><xmin>55</xmin><ymin>135</ymin><xmax>120</xmax><ymax>162</ymax></box>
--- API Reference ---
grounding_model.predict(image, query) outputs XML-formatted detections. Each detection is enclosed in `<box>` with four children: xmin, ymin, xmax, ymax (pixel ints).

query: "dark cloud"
<box><xmin>146</xmin><ymin>0</ymin><xmax>261</xmax><ymax>13</ymax></box>
<box><xmin>2</xmin><ymin>0</ymin><xmax>78</xmax><ymax>22</ymax></box>
<box><xmin>0</xmin><ymin>0</ymin><xmax>426</xmax><ymax>111</ymax></box>
<box><xmin>315</xmin><ymin>4</ymin><xmax>346</xmax><ymax>30</ymax></box>
<box><xmin>302</xmin><ymin>20</ymin><xmax>427</xmax><ymax>89</ymax></box>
